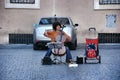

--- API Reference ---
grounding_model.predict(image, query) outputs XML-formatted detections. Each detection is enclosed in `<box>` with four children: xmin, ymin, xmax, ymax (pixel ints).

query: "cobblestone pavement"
<box><xmin>0</xmin><ymin>44</ymin><xmax>120</xmax><ymax>80</ymax></box>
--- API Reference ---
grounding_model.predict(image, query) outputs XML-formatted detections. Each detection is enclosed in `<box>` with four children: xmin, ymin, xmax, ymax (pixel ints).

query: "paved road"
<box><xmin>0</xmin><ymin>44</ymin><xmax>120</xmax><ymax>80</ymax></box>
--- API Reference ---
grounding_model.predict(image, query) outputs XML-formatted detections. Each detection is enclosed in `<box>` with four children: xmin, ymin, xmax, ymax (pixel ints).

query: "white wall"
<box><xmin>0</xmin><ymin>0</ymin><xmax>120</xmax><ymax>44</ymax></box>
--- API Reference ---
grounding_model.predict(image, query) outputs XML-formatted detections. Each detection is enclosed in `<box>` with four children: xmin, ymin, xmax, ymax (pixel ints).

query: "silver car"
<box><xmin>33</xmin><ymin>16</ymin><xmax>78</xmax><ymax>50</ymax></box>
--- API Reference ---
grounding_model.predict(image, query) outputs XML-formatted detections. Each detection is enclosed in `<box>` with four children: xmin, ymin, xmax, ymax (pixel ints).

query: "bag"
<box><xmin>76</xmin><ymin>56</ymin><xmax>84</xmax><ymax>64</ymax></box>
<box><xmin>42</xmin><ymin>56</ymin><xmax>52</xmax><ymax>65</ymax></box>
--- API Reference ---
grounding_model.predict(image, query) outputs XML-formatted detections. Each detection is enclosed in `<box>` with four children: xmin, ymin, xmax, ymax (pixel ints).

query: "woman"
<box><xmin>44</xmin><ymin>22</ymin><xmax>73</xmax><ymax>63</ymax></box>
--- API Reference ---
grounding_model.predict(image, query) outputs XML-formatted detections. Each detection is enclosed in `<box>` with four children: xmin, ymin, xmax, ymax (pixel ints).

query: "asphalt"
<box><xmin>0</xmin><ymin>44</ymin><xmax>120</xmax><ymax>80</ymax></box>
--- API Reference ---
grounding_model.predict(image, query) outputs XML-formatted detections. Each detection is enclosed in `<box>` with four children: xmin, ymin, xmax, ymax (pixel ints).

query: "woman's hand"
<box><xmin>65</xmin><ymin>35</ymin><xmax>71</xmax><ymax>42</ymax></box>
<box><xmin>63</xmin><ymin>32</ymin><xmax>71</xmax><ymax>42</ymax></box>
<box><xmin>44</xmin><ymin>31</ymin><xmax>48</xmax><ymax>37</ymax></box>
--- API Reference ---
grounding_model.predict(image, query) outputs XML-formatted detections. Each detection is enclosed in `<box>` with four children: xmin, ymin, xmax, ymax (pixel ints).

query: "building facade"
<box><xmin>0</xmin><ymin>0</ymin><xmax>120</xmax><ymax>44</ymax></box>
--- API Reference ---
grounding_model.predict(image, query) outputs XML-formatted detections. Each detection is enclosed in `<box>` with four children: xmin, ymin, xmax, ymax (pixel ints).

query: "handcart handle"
<box><xmin>89</xmin><ymin>27</ymin><xmax>96</xmax><ymax>31</ymax></box>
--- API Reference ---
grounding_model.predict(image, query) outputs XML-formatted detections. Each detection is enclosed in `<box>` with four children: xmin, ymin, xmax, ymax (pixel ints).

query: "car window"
<box><xmin>39</xmin><ymin>18</ymin><xmax>70</xmax><ymax>25</ymax></box>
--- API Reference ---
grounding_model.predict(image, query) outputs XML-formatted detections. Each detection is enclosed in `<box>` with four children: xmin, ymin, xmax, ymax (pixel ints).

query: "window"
<box><xmin>39</xmin><ymin>18</ymin><xmax>70</xmax><ymax>25</ymax></box>
<box><xmin>5</xmin><ymin>0</ymin><xmax>40</xmax><ymax>9</ymax></box>
<box><xmin>94</xmin><ymin>0</ymin><xmax>120</xmax><ymax>9</ymax></box>
<box><xmin>10</xmin><ymin>0</ymin><xmax>35</xmax><ymax>4</ymax></box>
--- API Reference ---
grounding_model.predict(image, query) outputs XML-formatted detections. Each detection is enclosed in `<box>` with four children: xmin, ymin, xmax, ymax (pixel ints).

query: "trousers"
<box><xmin>45</xmin><ymin>47</ymin><xmax>72</xmax><ymax>61</ymax></box>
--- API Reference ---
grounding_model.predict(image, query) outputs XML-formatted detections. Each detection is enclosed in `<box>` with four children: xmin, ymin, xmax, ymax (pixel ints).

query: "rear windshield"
<box><xmin>39</xmin><ymin>18</ymin><xmax>70</xmax><ymax>25</ymax></box>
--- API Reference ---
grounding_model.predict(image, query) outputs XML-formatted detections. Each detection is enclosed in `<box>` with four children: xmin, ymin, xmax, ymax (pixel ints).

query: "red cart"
<box><xmin>85</xmin><ymin>28</ymin><xmax>101</xmax><ymax>63</ymax></box>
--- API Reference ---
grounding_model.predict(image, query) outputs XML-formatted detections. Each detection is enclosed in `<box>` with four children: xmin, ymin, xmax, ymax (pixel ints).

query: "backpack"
<box><xmin>42</xmin><ymin>56</ymin><xmax>52</xmax><ymax>65</ymax></box>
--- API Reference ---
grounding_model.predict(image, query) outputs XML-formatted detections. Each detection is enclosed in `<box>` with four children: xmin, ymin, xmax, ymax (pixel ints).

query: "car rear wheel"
<box><xmin>33</xmin><ymin>44</ymin><xmax>39</xmax><ymax>50</ymax></box>
<box><xmin>69</xmin><ymin>39</ymin><xmax>77</xmax><ymax>50</ymax></box>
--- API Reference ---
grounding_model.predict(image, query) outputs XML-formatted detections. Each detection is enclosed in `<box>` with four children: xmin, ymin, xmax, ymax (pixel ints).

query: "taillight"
<box><xmin>36</xmin><ymin>40</ymin><xmax>40</xmax><ymax>43</ymax></box>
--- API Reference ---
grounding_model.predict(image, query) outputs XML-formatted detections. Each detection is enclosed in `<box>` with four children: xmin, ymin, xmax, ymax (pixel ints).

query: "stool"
<box><xmin>46</xmin><ymin>42</ymin><xmax>66</xmax><ymax>64</ymax></box>
<box><xmin>52</xmin><ymin>45</ymin><xmax>66</xmax><ymax>64</ymax></box>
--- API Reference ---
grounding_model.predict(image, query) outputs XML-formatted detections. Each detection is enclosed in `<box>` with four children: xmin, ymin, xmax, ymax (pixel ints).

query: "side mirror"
<box><xmin>74</xmin><ymin>24</ymin><xmax>79</xmax><ymax>27</ymax></box>
<box><xmin>33</xmin><ymin>23</ymin><xmax>39</xmax><ymax>27</ymax></box>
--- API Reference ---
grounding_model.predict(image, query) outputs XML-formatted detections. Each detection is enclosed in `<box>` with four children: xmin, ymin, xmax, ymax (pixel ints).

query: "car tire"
<box><xmin>33</xmin><ymin>44</ymin><xmax>39</xmax><ymax>50</ymax></box>
<box><xmin>69</xmin><ymin>39</ymin><xmax>77</xmax><ymax>50</ymax></box>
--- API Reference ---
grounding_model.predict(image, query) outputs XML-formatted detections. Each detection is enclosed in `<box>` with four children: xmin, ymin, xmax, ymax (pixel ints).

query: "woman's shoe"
<box><xmin>69</xmin><ymin>59</ymin><xmax>74</xmax><ymax>64</ymax></box>
<box><xmin>66</xmin><ymin>59</ymin><xmax>73</xmax><ymax>64</ymax></box>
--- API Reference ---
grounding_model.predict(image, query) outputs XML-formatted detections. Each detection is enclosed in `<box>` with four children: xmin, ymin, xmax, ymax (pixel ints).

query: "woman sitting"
<box><xmin>43</xmin><ymin>22</ymin><xmax>73</xmax><ymax>63</ymax></box>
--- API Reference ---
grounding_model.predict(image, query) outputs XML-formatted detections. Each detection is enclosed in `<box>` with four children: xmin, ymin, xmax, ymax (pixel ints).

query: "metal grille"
<box><xmin>99</xmin><ymin>0</ymin><xmax>120</xmax><ymax>4</ymax></box>
<box><xmin>9</xmin><ymin>33</ymin><xmax>120</xmax><ymax>44</ymax></box>
<box><xmin>9</xmin><ymin>34</ymin><xmax>33</xmax><ymax>44</ymax></box>
<box><xmin>98</xmin><ymin>33</ymin><xmax>120</xmax><ymax>43</ymax></box>
<box><xmin>10</xmin><ymin>0</ymin><xmax>35</xmax><ymax>4</ymax></box>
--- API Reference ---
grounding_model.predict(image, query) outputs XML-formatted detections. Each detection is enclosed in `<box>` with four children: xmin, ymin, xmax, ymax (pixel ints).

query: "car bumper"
<box><xmin>35</xmin><ymin>41</ymin><xmax>50</xmax><ymax>47</ymax></box>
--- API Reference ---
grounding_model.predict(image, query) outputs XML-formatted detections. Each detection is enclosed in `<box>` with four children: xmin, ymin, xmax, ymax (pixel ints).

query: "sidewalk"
<box><xmin>0</xmin><ymin>44</ymin><xmax>120</xmax><ymax>80</ymax></box>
